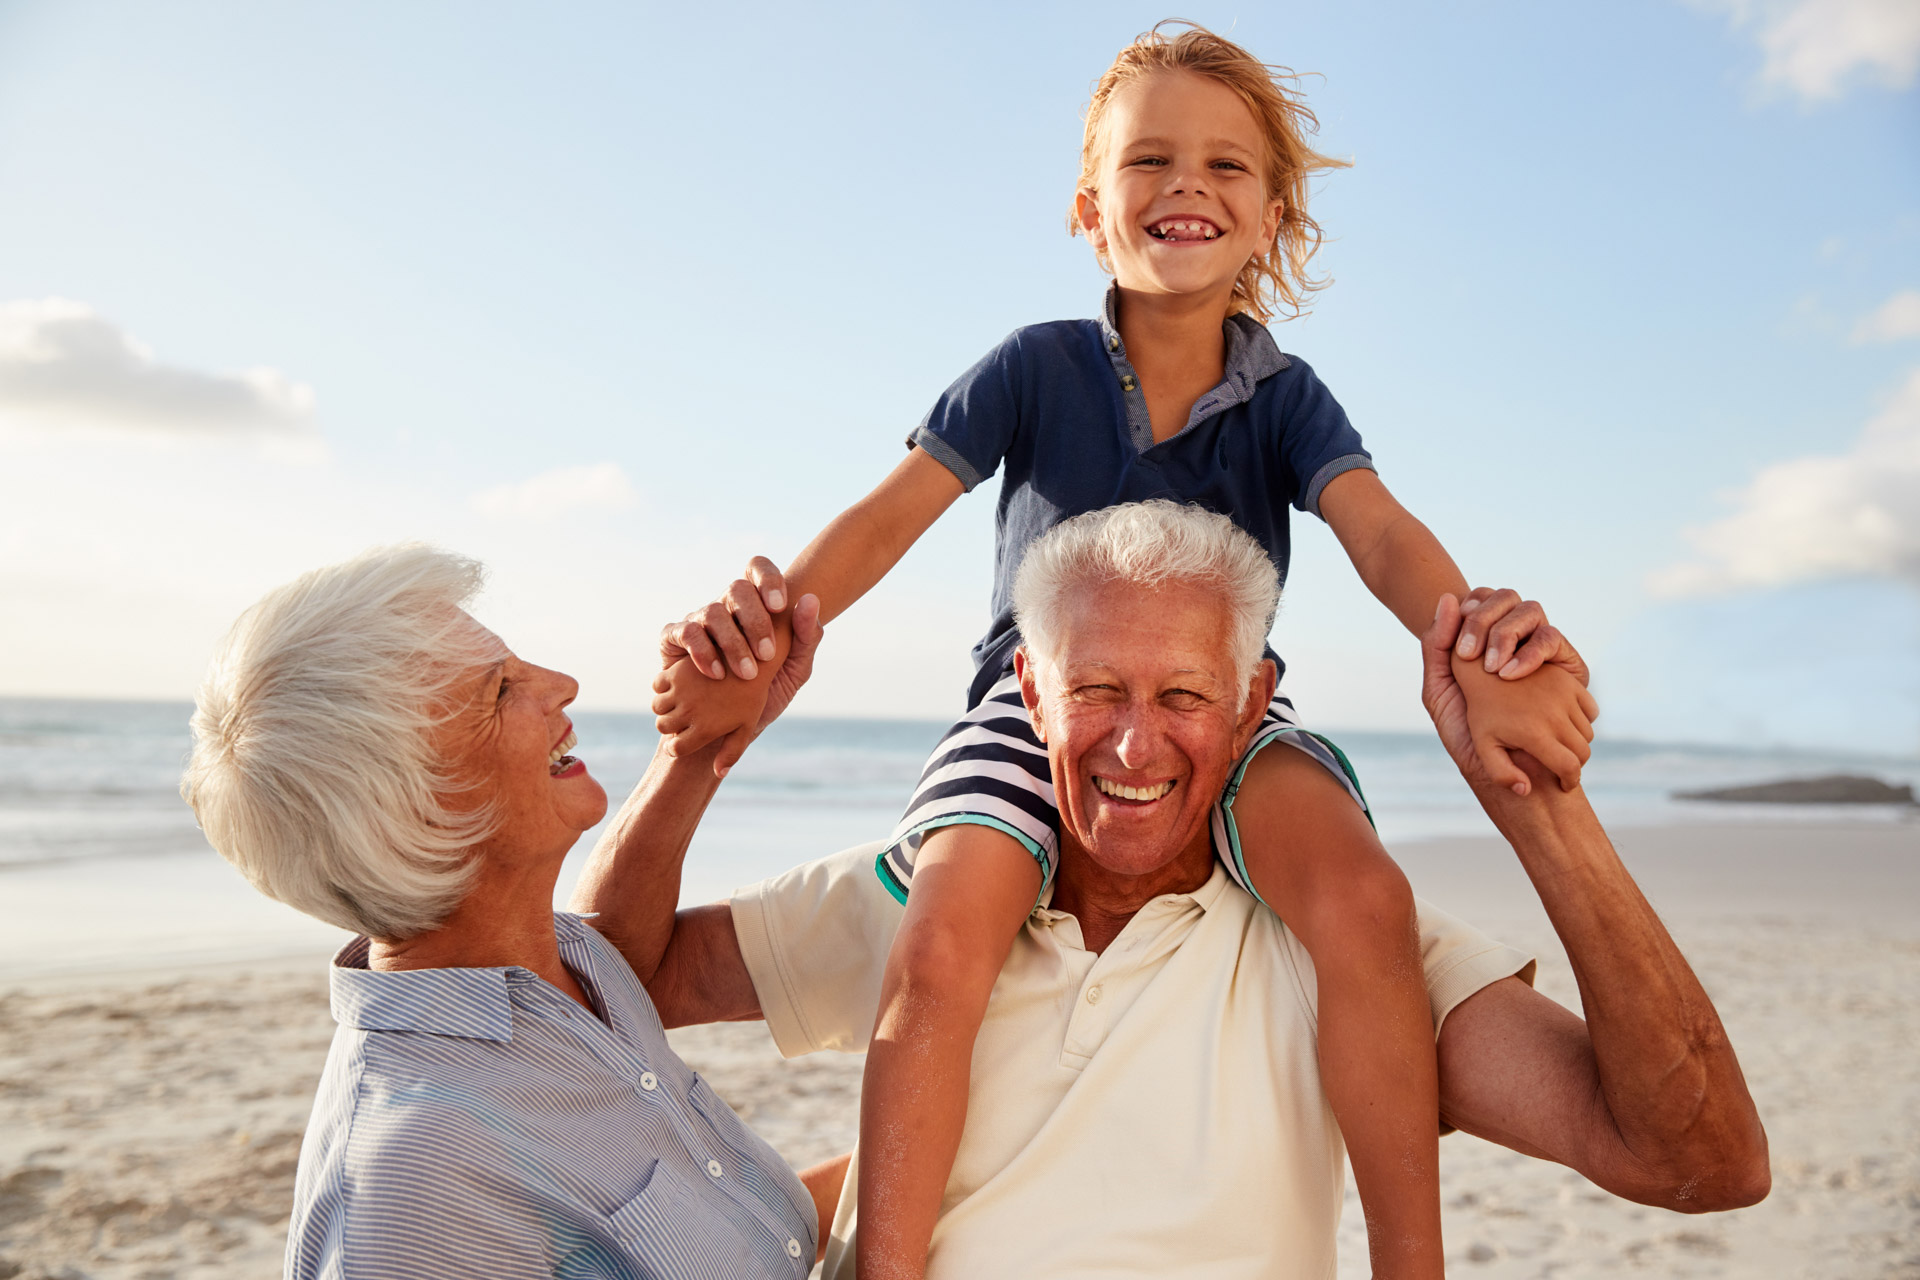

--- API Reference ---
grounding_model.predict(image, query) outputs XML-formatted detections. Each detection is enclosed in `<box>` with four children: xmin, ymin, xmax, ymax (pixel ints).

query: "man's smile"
<box><xmin>1092</xmin><ymin>775</ymin><xmax>1178</xmax><ymax>803</ymax></box>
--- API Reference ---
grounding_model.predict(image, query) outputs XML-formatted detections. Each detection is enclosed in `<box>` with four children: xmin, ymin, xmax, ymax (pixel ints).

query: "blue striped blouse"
<box><xmin>286</xmin><ymin>912</ymin><xmax>816</xmax><ymax>1279</ymax></box>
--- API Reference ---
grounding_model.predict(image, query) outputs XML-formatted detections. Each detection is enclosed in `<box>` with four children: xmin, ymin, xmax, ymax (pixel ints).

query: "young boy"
<box><xmin>652</xmin><ymin>23</ymin><xmax>1597</xmax><ymax>1279</ymax></box>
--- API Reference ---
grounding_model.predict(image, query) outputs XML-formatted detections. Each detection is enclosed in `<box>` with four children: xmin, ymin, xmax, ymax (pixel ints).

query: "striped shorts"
<box><xmin>878</xmin><ymin>669</ymin><xmax>1369</xmax><ymax>906</ymax></box>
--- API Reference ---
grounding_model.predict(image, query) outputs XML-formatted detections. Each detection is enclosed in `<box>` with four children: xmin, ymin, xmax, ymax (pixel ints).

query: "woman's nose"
<box><xmin>536</xmin><ymin>665</ymin><xmax>579</xmax><ymax>710</ymax></box>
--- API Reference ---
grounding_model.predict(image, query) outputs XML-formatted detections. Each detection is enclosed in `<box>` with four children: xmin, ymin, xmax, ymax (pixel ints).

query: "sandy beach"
<box><xmin>2</xmin><ymin>819</ymin><xmax>1915</xmax><ymax>1280</ymax></box>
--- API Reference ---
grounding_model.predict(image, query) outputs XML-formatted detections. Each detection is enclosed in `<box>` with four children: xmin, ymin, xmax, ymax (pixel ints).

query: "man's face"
<box><xmin>1018</xmin><ymin>577</ymin><xmax>1272</xmax><ymax>882</ymax></box>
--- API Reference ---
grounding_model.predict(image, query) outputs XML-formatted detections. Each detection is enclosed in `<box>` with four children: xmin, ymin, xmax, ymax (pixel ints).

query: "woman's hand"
<box><xmin>652</xmin><ymin>560</ymin><xmax>823</xmax><ymax>777</ymax></box>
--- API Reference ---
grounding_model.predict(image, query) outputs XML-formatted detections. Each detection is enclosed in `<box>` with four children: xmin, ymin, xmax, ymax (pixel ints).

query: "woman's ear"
<box><xmin>1014</xmin><ymin>648</ymin><xmax>1048</xmax><ymax>744</ymax></box>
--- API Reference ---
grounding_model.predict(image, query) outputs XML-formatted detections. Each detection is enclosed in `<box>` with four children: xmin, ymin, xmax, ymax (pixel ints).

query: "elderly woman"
<box><xmin>181</xmin><ymin>544</ymin><xmax>835</xmax><ymax>1280</ymax></box>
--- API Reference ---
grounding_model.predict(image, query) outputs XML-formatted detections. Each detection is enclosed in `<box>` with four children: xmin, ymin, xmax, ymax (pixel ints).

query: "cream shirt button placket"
<box><xmin>1085</xmin><ymin>985</ymin><xmax>1102</xmax><ymax>1005</ymax></box>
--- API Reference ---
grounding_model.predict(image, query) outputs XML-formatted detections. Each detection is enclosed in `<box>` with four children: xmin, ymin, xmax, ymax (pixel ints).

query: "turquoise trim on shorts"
<box><xmin>874</xmin><ymin>814</ymin><xmax>1052</xmax><ymax>907</ymax></box>
<box><xmin>1216</xmin><ymin>728</ymin><xmax>1372</xmax><ymax>912</ymax></box>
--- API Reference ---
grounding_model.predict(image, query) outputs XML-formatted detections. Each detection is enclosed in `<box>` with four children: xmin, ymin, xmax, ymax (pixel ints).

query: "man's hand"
<box><xmin>1452</xmin><ymin>587</ymin><xmax>1589</xmax><ymax>684</ymax></box>
<box><xmin>652</xmin><ymin>560</ymin><xmax>824</xmax><ymax>778</ymax></box>
<box><xmin>1427</xmin><ymin>594</ymin><xmax>1598</xmax><ymax>796</ymax></box>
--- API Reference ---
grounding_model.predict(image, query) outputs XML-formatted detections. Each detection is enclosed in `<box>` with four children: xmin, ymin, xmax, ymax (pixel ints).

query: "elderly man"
<box><xmin>579</xmin><ymin>501</ymin><xmax>1768</xmax><ymax>1277</ymax></box>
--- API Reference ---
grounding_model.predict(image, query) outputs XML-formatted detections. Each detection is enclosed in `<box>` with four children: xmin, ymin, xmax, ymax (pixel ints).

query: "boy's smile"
<box><xmin>1076</xmin><ymin>70</ymin><xmax>1284</xmax><ymax>306</ymax></box>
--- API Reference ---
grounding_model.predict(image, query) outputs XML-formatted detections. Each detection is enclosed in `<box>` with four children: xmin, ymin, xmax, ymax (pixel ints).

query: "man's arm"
<box><xmin>1422</xmin><ymin>596</ymin><xmax>1770</xmax><ymax>1213</ymax></box>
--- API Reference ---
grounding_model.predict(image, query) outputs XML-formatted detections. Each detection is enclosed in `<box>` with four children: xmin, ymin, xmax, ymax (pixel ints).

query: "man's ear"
<box><xmin>1014</xmin><ymin>648</ymin><xmax>1048</xmax><ymax>744</ymax></box>
<box><xmin>1232</xmin><ymin>659</ymin><xmax>1278</xmax><ymax>754</ymax></box>
<box><xmin>1074</xmin><ymin>187</ymin><xmax>1108</xmax><ymax>255</ymax></box>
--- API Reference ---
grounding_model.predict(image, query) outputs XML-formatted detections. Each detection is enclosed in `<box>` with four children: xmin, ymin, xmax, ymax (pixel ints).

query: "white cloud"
<box><xmin>1652</xmin><ymin>368</ymin><xmax>1920</xmax><ymax>594</ymax></box>
<box><xmin>1853</xmin><ymin>289</ymin><xmax>1920</xmax><ymax>343</ymax></box>
<box><xmin>469</xmin><ymin>462</ymin><xmax>638</xmax><ymax>519</ymax></box>
<box><xmin>1698</xmin><ymin>0</ymin><xmax>1920</xmax><ymax>100</ymax></box>
<box><xmin>0</xmin><ymin>298</ymin><xmax>314</xmax><ymax>432</ymax></box>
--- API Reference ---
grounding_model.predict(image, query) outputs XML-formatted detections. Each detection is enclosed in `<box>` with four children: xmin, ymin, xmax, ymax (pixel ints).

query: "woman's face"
<box><xmin>438</xmin><ymin>618</ymin><xmax>608</xmax><ymax>869</ymax></box>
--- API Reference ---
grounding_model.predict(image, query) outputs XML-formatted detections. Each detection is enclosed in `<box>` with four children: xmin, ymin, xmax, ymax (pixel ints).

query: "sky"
<box><xmin>0</xmin><ymin>0</ymin><xmax>1916</xmax><ymax>753</ymax></box>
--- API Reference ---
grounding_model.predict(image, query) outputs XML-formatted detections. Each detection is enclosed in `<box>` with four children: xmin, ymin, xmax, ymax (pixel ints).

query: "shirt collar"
<box><xmin>328</xmin><ymin>911</ymin><xmax>602</xmax><ymax>1043</ymax></box>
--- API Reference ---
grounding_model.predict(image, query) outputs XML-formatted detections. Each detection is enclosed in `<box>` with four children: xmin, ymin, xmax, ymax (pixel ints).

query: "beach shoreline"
<box><xmin>2</xmin><ymin>819</ymin><xmax>1915</xmax><ymax>1278</ymax></box>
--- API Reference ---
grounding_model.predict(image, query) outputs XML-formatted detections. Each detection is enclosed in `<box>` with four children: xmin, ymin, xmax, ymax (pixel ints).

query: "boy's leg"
<box><xmin>1229</xmin><ymin>742</ymin><xmax>1443</xmax><ymax>1280</ymax></box>
<box><xmin>858</xmin><ymin>823</ymin><xmax>1041</xmax><ymax>1280</ymax></box>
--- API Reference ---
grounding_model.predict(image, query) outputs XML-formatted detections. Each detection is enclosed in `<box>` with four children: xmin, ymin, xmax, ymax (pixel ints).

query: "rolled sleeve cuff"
<box><xmin>1428</xmin><ymin>945</ymin><xmax>1537</xmax><ymax>1037</ymax></box>
<box><xmin>1301</xmin><ymin>454</ymin><xmax>1376</xmax><ymax>521</ymax></box>
<box><xmin>728</xmin><ymin>886</ymin><xmax>818</xmax><ymax>1059</ymax></box>
<box><xmin>907</xmin><ymin>427</ymin><xmax>987</xmax><ymax>492</ymax></box>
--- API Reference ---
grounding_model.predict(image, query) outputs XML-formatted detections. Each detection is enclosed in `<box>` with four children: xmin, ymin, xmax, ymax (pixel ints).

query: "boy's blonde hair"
<box><xmin>1070</xmin><ymin>20</ymin><xmax>1349</xmax><ymax>322</ymax></box>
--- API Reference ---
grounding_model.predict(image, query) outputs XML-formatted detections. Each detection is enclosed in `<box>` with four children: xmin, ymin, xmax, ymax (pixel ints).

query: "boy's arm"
<box><xmin>1319</xmin><ymin>469</ymin><xmax>1586</xmax><ymax>679</ymax></box>
<box><xmin>1317</xmin><ymin>468</ymin><xmax>1598</xmax><ymax>794</ymax></box>
<box><xmin>652</xmin><ymin>448</ymin><xmax>964</xmax><ymax>773</ymax></box>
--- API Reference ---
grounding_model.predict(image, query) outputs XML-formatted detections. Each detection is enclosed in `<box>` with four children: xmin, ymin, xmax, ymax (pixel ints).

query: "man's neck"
<box><xmin>1049</xmin><ymin>835</ymin><xmax>1214</xmax><ymax>954</ymax></box>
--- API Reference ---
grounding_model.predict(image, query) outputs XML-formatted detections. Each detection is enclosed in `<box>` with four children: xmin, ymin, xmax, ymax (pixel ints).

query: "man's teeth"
<box><xmin>1151</xmin><ymin>220</ymin><xmax>1219</xmax><ymax>241</ymax></box>
<box><xmin>1093</xmin><ymin>776</ymin><xmax>1176</xmax><ymax>802</ymax></box>
<box><xmin>548</xmin><ymin>730</ymin><xmax>578</xmax><ymax>768</ymax></box>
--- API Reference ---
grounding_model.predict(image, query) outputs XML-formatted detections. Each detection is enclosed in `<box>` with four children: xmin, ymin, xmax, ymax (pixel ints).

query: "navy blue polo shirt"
<box><xmin>910</xmin><ymin>288</ymin><xmax>1375</xmax><ymax>707</ymax></box>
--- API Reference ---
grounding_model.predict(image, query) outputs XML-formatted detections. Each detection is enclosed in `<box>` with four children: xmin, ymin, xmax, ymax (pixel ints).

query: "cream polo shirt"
<box><xmin>730</xmin><ymin>843</ymin><xmax>1535</xmax><ymax>1280</ymax></box>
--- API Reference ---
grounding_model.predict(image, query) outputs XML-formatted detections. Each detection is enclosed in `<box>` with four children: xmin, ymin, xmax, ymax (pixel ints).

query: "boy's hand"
<box><xmin>1440</xmin><ymin>592</ymin><xmax>1599</xmax><ymax>796</ymax></box>
<box><xmin>1453</xmin><ymin>586</ymin><xmax>1588</xmax><ymax>685</ymax></box>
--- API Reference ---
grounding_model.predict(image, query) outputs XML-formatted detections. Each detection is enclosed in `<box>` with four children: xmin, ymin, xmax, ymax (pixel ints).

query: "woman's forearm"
<box><xmin>570</xmin><ymin>740</ymin><xmax>725</xmax><ymax>983</ymax></box>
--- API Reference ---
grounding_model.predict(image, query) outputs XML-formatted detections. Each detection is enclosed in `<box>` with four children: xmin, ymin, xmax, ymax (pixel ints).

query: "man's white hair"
<box><xmin>181</xmin><ymin>544</ymin><xmax>503</xmax><ymax>940</ymax></box>
<box><xmin>1012</xmin><ymin>500</ymin><xmax>1280</xmax><ymax>692</ymax></box>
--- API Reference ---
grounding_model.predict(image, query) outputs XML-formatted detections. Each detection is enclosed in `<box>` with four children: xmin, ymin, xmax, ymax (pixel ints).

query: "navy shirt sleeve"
<box><xmin>906</xmin><ymin>332</ymin><xmax>1024</xmax><ymax>493</ymax></box>
<box><xmin>1273</xmin><ymin>355</ymin><xmax>1374</xmax><ymax>520</ymax></box>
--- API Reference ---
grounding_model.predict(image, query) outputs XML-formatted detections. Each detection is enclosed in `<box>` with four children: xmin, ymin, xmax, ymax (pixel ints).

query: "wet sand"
<box><xmin>1</xmin><ymin>820</ymin><xmax>1914</xmax><ymax>1279</ymax></box>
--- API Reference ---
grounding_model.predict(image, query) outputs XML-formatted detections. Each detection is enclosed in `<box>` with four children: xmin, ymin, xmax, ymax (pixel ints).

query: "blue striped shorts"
<box><xmin>878</xmin><ymin>669</ymin><xmax>1369</xmax><ymax>906</ymax></box>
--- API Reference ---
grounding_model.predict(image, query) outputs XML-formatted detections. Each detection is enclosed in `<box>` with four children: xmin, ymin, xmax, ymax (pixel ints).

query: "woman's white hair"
<box><xmin>180</xmin><ymin>544</ymin><xmax>504</xmax><ymax>940</ymax></box>
<box><xmin>1011</xmin><ymin>500</ymin><xmax>1281</xmax><ymax>696</ymax></box>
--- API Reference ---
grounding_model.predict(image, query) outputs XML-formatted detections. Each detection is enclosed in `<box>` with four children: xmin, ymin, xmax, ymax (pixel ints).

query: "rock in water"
<box><xmin>1674</xmin><ymin>774</ymin><xmax>1917</xmax><ymax>805</ymax></box>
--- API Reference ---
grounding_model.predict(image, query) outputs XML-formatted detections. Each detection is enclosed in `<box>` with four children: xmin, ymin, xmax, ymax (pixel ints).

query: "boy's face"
<box><xmin>1077</xmin><ymin>70</ymin><xmax>1284</xmax><ymax>308</ymax></box>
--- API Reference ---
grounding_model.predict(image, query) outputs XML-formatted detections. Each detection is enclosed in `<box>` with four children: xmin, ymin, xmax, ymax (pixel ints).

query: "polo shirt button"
<box><xmin>1107</xmin><ymin>337</ymin><xmax>1119</xmax><ymax>351</ymax></box>
<box><xmin>638</xmin><ymin>1072</ymin><xmax>657</xmax><ymax>1090</ymax></box>
<box><xmin>706</xmin><ymin>1159</ymin><xmax>724</xmax><ymax>1179</ymax></box>
<box><xmin>786</xmin><ymin>1238</ymin><xmax>804</xmax><ymax>1258</ymax></box>
<box><xmin>1086</xmin><ymin>985</ymin><xmax>1102</xmax><ymax>1004</ymax></box>
<box><xmin>1120</xmin><ymin>376</ymin><xmax>1135</xmax><ymax>390</ymax></box>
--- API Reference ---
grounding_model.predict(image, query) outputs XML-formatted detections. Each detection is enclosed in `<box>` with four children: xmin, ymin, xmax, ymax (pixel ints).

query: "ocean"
<box><xmin>2</xmin><ymin>696</ymin><xmax>1914</xmax><ymax>978</ymax></box>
